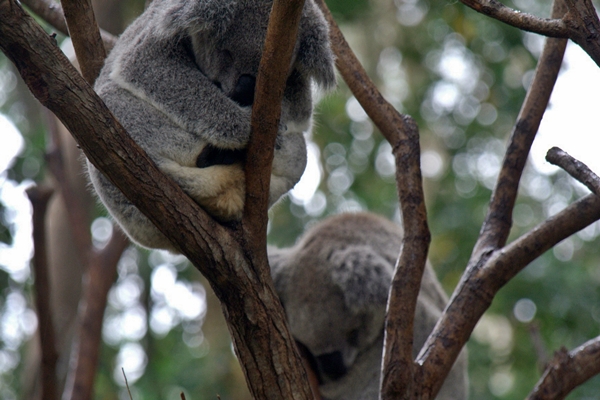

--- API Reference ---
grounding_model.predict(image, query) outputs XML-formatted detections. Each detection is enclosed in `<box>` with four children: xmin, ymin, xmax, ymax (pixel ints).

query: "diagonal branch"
<box><xmin>472</xmin><ymin>0</ymin><xmax>567</xmax><ymax>255</ymax></box>
<box><xmin>527</xmin><ymin>337</ymin><xmax>600</xmax><ymax>400</ymax></box>
<box><xmin>546</xmin><ymin>146</ymin><xmax>600</xmax><ymax>195</ymax></box>
<box><xmin>314</xmin><ymin>1</ymin><xmax>430</xmax><ymax>398</ymax></box>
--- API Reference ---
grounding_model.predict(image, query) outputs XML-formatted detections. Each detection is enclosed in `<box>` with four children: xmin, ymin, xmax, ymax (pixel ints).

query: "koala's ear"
<box><xmin>329</xmin><ymin>246</ymin><xmax>393</xmax><ymax>313</ymax></box>
<box><xmin>154</xmin><ymin>0</ymin><xmax>237</xmax><ymax>38</ymax></box>
<box><xmin>297</xmin><ymin>2</ymin><xmax>337</xmax><ymax>90</ymax></box>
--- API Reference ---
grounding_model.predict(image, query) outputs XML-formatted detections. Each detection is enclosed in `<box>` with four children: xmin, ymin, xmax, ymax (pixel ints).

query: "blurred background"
<box><xmin>1</xmin><ymin>0</ymin><xmax>600</xmax><ymax>398</ymax></box>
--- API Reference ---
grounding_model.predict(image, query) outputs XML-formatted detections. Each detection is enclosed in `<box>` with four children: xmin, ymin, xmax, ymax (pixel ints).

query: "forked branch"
<box><xmin>315</xmin><ymin>0</ymin><xmax>430</xmax><ymax>398</ymax></box>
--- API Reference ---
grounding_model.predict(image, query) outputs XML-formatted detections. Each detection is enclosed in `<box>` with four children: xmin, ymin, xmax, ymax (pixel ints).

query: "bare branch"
<box><xmin>418</xmin><ymin>192</ymin><xmax>600</xmax><ymax>398</ymax></box>
<box><xmin>314</xmin><ymin>1</ymin><xmax>430</xmax><ymax>398</ymax></box>
<box><xmin>546</xmin><ymin>147</ymin><xmax>600</xmax><ymax>196</ymax></box>
<box><xmin>563</xmin><ymin>0</ymin><xmax>600</xmax><ymax>67</ymax></box>
<box><xmin>242</xmin><ymin>0</ymin><xmax>305</xmax><ymax>261</ymax></box>
<box><xmin>460</xmin><ymin>0</ymin><xmax>568</xmax><ymax>37</ymax></box>
<box><xmin>473</xmin><ymin>0</ymin><xmax>567</xmax><ymax>255</ymax></box>
<box><xmin>60</xmin><ymin>0</ymin><xmax>106</xmax><ymax>83</ymax></box>
<box><xmin>21</xmin><ymin>0</ymin><xmax>116</xmax><ymax>50</ymax></box>
<box><xmin>527</xmin><ymin>337</ymin><xmax>600</xmax><ymax>399</ymax></box>
<box><xmin>417</xmin><ymin>1</ymin><xmax>574</xmax><ymax>396</ymax></box>
<box><xmin>26</xmin><ymin>185</ymin><xmax>59</xmax><ymax>400</ymax></box>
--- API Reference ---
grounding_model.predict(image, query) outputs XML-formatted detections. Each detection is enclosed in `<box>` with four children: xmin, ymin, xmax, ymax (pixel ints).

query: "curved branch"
<box><xmin>527</xmin><ymin>337</ymin><xmax>600</xmax><ymax>399</ymax></box>
<box><xmin>314</xmin><ymin>1</ymin><xmax>431</xmax><ymax>398</ymax></box>
<box><xmin>546</xmin><ymin>147</ymin><xmax>600</xmax><ymax>195</ymax></box>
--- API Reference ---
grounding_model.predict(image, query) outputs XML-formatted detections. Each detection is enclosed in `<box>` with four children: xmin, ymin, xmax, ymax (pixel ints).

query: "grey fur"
<box><xmin>87</xmin><ymin>0</ymin><xmax>335</xmax><ymax>252</ymax></box>
<box><xmin>269</xmin><ymin>212</ymin><xmax>468</xmax><ymax>400</ymax></box>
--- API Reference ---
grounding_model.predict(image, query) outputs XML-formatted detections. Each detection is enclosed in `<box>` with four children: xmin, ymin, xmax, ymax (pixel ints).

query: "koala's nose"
<box><xmin>230</xmin><ymin>74</ymin><xmax>256</xmax><ymax>107</ymax></box>
<box><xmin>316</xmin><ymin>351</ymin><xmax>348</xmax><ymax>381</ymax></box>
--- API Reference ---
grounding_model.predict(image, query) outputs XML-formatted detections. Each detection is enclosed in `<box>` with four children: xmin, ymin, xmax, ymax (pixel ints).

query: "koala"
<box><xmin>87</xmin><ymin>0</ymin><xmax>335</xmax><ymax>252</ymax></box>
<box><xmin>269</xmin><ymin>212</ymin><xmax>468</xmax><ymax>400</ymax></box>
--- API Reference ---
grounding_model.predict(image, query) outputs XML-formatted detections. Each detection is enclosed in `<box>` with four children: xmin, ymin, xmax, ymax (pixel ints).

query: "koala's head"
<box><xmin>269</xmin><ymin>241</ymin><xmax>393</xmax><ymax>384</ymax></box>
<box><xmin>160</xmin><ymin>0</ymin><xmax>335</xmax><ymax>128</ymax></box>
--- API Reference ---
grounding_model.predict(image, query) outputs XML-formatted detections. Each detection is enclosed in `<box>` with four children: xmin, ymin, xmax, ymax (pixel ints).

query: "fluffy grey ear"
<box><xmin>297</xmin><ymin>1</ymin><xmax>337</xmax><ymax>90</ymax></box>
<box><xmin>329</xmin><ymin>246</ymin><xmax>393</xmax><ymax>313</ymax></box>
<box><xmin>154</xmin><ymin>0</ymin><xmax>238</xmax><ymax>37</ymax></box>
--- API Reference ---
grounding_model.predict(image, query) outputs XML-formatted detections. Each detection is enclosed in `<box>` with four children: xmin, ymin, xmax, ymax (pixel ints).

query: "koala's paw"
<box><xmin>195</xmin><ymin>164</ymin><xmax>246</xmax><ymax>221</ymax></box>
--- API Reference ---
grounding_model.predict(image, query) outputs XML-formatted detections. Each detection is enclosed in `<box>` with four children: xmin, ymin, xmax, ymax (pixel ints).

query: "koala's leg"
<box><xmin>159</xmin><ymin>161</ymin><xmax>245</xmax><ymax>221</ymax></box>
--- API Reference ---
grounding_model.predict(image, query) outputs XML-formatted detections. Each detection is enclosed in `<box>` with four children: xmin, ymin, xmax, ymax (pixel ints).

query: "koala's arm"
<box><xmin>102</xmin><ymin>26</ymin><xmax>251</xmax><ymax>150</ymax></box>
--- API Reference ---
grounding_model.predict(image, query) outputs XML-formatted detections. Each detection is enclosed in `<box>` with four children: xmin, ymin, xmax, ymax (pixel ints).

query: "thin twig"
<box><xmin>20</xmin><ymin>0</ymin><xmax>116</xmax><ymax>50</ymax></box>
<box><xmin>546</xmin><ymin>147</ymin><xmax>600</xmax><ymax>196</ymax></box>
<box><xmin>527</xmin><ymin>337</ymin><xmax>600</xmax><ymax>399</ymax></box>
<box><xmin>122</xmin><ymin>368</ymin><xmax>133</xmax><ymax>400</ymax></box>
<box><xmin>26</xmin><ymin>185</ymin><xmax>59</xmax><ymax>400</ymax></box>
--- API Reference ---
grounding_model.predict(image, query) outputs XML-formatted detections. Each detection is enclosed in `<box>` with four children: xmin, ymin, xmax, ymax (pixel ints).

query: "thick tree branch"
<box><xmin>26</xmin><ymin>185</ymin><xmax>59</xmax><ymax>400</ymax></box>
<box><xmin>0</xmin><ymin>1</ymin><xmax>313</xmax><ymax>399</ymax></box>
<box><xmin>314</xmin><ymin>1</ymin><xmax>430</xmax><ymax>398</ymax></box>
<box><xmin>473</xmin><ymin>0</ymin><xmax>568</xmax><ymax>255</ymax></box>
<box><xmin>546</xmin><ymin>147</ymin><xmax>600</xmax><ymax>196</ymax></box>
<box><xmin>60</xmin><ymin>0</ymin><xmax>105</xmax><ymax>83</ymax></box>
<box><xmin>527</xmin><ymin>337</ymin><xmax>600</xmax><ymax>399</ymax></box>
<box><xmin>21</xmin><ymin>0</ymin><xmax>116</xmax><ymax>51</ymax></box>
<box><xmin>562</xmin><ymin>0</ymin><xmax>600</xmax><ymax>67</ymax></box>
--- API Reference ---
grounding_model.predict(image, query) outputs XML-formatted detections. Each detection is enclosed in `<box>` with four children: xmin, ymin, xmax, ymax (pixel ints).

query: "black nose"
<box><xmin>230</xmin><ymin>74</ymin><xmax>256</xmax><ymax>107</ymax></box>
<box><xmin>316</xmin><ymin>351</ymin><xmax>348</xmax><ymax>381</ymax></box>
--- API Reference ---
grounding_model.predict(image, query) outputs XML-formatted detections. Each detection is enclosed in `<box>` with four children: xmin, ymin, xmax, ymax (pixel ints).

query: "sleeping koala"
<box><xmin>87</xmin><ymin>0</ymin><xmax>335</xmax><ymax>252</ymax></box>
<box><xmin>269</xmin><ymin>213</ymin><xmax>468</xmax><ymax>400</ymax></box>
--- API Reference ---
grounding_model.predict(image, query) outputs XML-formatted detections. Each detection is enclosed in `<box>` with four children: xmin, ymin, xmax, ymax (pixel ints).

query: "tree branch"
<box><xmin>527</xmin><ymin>337</ymin><xmax>600</xmax><ymax>399</ymax></box>
<box><xmin>59</xmin><ymin>0</ymin><xmax>106</xmax><ymax>83</ymax></box>
<box><xmin>314</xmin><ymin>1</ymin><xmax>430</xmax><ymax>398</ymax></box>
<box><xmin>546</xmin><ymin>147</ymin><xmax>600</xmax><ymax>196</ymax></box>
<box><xmin>460</xmin><ymin>0</ymin><xmax>568</xmax><ymax>37</ymax></box>
<box><xmin>21</xmin><ymin>0</ymin><xmax>116</xmax><ymax>51</ymax></box>
<box><xmin>242</xmin><ymin>0</ymin><xmax>305</xmax><ymax>270</ymax></box>
<box><xmin>26</xmin><ymin>185</ymin><xmax>59</xmax><ymax>400</ymax></box>
<box><xmin>62</xmin><ymin>230</ymin><xmax>129</xmax><ymax>400</ymax></box>
<box><xmin>472</xmin><ymin>0</ymin><xmax>568</xmax><ymax>255</ymax></box>
<box><xmin>459</xmin><ymin>0</ymin><xmax>600</xmax><ymax>67</ymax></box>
<box><xmin>0</xmin><ymin>1</ymin><xmax>313</xmax><ymax>399</ymax></box>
